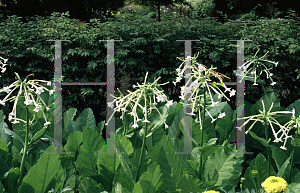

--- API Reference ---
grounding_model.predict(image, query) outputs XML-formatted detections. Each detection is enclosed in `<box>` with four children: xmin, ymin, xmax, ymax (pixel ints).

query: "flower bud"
<box><xmin>252</xmin><ymin>170</ymin><xmax>258</xmax><ymax>179</ymax></box>
<box><xmin>241</xmin><ymin>177</ymin><xmax>246</xmax><ymax>184</ymax></box>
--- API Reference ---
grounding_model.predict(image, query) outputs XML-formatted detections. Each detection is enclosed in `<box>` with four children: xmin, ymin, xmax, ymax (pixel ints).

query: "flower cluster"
<box><xmin>173</xmin><ymin>53</ymin><xmax>236</xmax><ymax>123</ymax></box>
<box><xmin>237</xmin><ymin>100</ymin><xmax>295</xmax><ymax>150</ymax></box>
<box><xmin>107</xmin><ymin>71</ymin><xmax>173</xmax><ymax>129</ymax></box>
<box><xmin>261</xmin><ymin>176</ymin><xmax>288</xmax><ymax>193</ymax></box>
<box><xmin>234</xmin><ymin>50</ymin><xmax>278</xmax><ymax>86</ymax></box>
<box><xmin>0</xmin><ymin>72</ymin><xmax>54</xmax><ymax>127</ymax></box>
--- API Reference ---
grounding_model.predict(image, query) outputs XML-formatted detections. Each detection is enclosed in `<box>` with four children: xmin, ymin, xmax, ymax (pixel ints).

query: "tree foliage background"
<box><xmin>0</xmin><ymin>0</ymin><xmax>126</xmax><ymax>22</ymax></box>
<box><xmin>0</xmin><ymin>0</ymin><xmax>299</xmax><ymax>23</ymax></box>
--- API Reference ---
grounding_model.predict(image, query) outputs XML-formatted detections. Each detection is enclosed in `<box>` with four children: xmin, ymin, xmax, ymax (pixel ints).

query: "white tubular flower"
<box><xmin>132</xmin><ymin>123</ymin><xmax>139</xmax><ymax>128</ymax></box>
<box><xmin>235</xmin><ymin>49</ymin><xmax>279</xmax><ymax>86</ymax></box>
<box><xmin>0</xmin><ymin>72</ymin><xmax>53</xmax><ymax>126</ymax></box>
<box><xmin>229</xmin><ymin>89</ymin><xmax>236</xmax><ymax>97</ymax></box>
<box><xmin>218</xmin><ymin>112</ymin><xmax>226</xmax><ymax>118</ymax></box>
<box><xmin>174</xmin><ymin>52</ymin><xmax>233</xmax><ymax>123</ymax></box>
<box><xmin>237</xmin><ymin>100</ymin><xmax>295</xmax><ymax>149</ymax></box>
<box><xmin>24</xmin><ymin>99</ymin><xmax>33</xmax><ymax>106</ymax></box>
<box><xmin>0</xmin><ymin>55</ymin><xmax>9</xmax><ymax>76</ymax></box>
<box><xmin>107</xmin><ymin>101</ymin><xmax>114</xmax><ymax>108</ymax></box>
<box><xmin>106</xmin><ymin>72</ymin><xmax>170</xmax><ymax>131</ymax></box>
<box><xmin>166</xmin><ymin>100</ymin><xmax>173</xmax><ymax>107</ymax></box>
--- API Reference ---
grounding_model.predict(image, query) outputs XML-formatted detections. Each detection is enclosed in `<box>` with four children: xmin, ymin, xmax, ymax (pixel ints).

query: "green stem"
<box><xmin>264</xmin><ymin>120</ymin><xmax>271</xmax><ymax>177</ymax></box>
<box><xmin>289</xmin><ymin>146</ymin><xmax>295</xmax><ymax>184</ymax></box>
<box><xmin>123</xmin><ymin>113</ymin><xmax>126</xmax><ymax>136</ymax></box>
<box><xmin>136</xmin><ymin>122</ymin><xmax>147</xmax><ymax>182</ymax></box>
<box><xmin>259</xmin><ymin>77</ymin><xmax>267</xmax><ymax>96</ymax></box>
<box><xmin>254</xmin><ymin>178</ymin><xmax>258</xmax><ymax>193</ymax></box>
<box><xmin>136</xmin><ymin>95</ymin><xmax>148</xmax><ymax>182</ymax></box>
<box><xmin>289</xmin><ymin>128</ymin><xmax>298</xmax><ymax>183</ymax></box>
<box><xmin>17</xmin><ymin>106</ymin><xmax>29</xmax><ymax>187</ymax></box>
<box><xmin>199</xmin><ymin>88</ymin><xmax>206</xmax><ymax>180</ymax></box>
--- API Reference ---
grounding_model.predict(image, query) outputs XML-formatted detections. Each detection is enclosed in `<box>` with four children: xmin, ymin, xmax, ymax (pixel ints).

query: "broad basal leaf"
<box><xmin>64</xmin><ymin>131</ymin><xmax>83</xmax><ymax>160</ymax></box>
<box><xmin>132</xmin><ymin>162</ymin><xmax>163</xmax><ymax>193</ymax></box>
<box><xmin>75</xmin><ymin>108</ymin><xmax>97</xmax><ymax>131</ymax></box>
<box><xmin>18</xmin><ymin>145</ymin><xmax>64</xmax><ymax>193</ymax></box>
<box><xmin>4</xmin><ymin>167</ymin><xmax>20</xmax><ymax>192</ymax></box>
<box><xmin>75</xmin><ymin>127</ymin><xmax>104</xmax><ymax>178</ymax></box>
<box><xmin>203</xmin><ymin>144</ymin><xmax>243</xmax><ymax>191</ymax></box>
<box><xmin>177</xmin><ymin>174</ymin><xmax>216</xmax><ymax>193</ymax></box>
<box><xmin>244</xmin><ymin>153</ymin><xmax>276</xmax><ymax>190</ymax></box>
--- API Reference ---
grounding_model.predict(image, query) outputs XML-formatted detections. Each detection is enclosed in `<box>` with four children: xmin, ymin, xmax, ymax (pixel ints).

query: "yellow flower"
<box><xmin>203</xmin><ymin>191</ymin><xmax>219</xmax><ymax>193</ymax></box>
<box><xmin>261</xmin><ymin>176</ymin><xmax>288</xmax><ymax>193</ymax></box>
<box><xmin>117</xmin><ymin>11</ymin><xmax>120</xmax><ymax>15</ymax></box>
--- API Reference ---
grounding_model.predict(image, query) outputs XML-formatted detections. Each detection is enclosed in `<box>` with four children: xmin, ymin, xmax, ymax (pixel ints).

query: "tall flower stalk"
<box><xmin>107</xmin><ymin>71</ymin><xmax>173</xmax><ymax>182</ymax></box>
<box><xmin>237</xmin><ymin>100</ymin><xmax>296</xmax><ymax>176</ymax></box>
<box><xmin>0</xmin><ymin>55</ymin><xmax>54</xmax><ymax>186</ymax></box>
<box><xmin>283</xmin><ymin>110</ymin><xmax>300</xmax><ymax>184</ymax></box>
<box><xmin>173</xmin><ymin>53</ymin><xmax>236</xmax><ymax>180</ymax></box>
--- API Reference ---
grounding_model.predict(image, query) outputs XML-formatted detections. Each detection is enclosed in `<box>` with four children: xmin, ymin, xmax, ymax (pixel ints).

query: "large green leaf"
<box><xmin>286</xmin><ymin>99</ymin><xmax>300</xmax><ymax>118</ymax></box>
<box><xmin>215</xmin><ymin>117</ymin><xmax>234</xmax><ymax>144</ymax></box>
<box><xmin>18</xmin><ymin>145</ymin><xmax>64</xmax><ymax>193</ymax></box>
<box><xmin>75</xmin><ymin>127</ymin><xmax>104</xmax><ymax>178</ymax></box>
<box><xmin>96</xmin><ymin>133</ymin><xmax>134</xmax><ymax>191</ymax></box>
<box><xmin>132</xmin><ymin>162</ymin><xmax>164</xmax><ymax>193</ymax></box>
<box><xmin>244</xmin><ymin>153</ymin><xmax>276</xmax><ymax>190</ymax></box>
<box><xmin>63</xmin><ymin>108</ymin><xmax>77</xmax><ymax>131</ymax></box>
<box><xmin>197</xmin><ymin>144</ymin><xmax>225</xmax><ymax>157</ymax></box>
<box><xmin>78</xmin><ymin>177</ymin><xmax>105</xmax><ymax>193</ymax></box>
<box><xmin>0</xmin><ymin>110</ymin><xmax>6</xmax><ymax>123</ymax></box>
<box><xmin>0</xmin><ymin>122</ymin><xmax>12</xmax><ymax>146</ymax></box>
<box><xmin>4</xmin><ymin>167</ymin><xmax>20</xmax><ymax>192</ymax></box>
<box><xmin>62</xmin><ymin>157</ymin><xmax>77</xmax><ymax>192</ymax></box>
<box><xmin>277</xmin><ymin>156</ymin><xmax>291</xmax><ymax>178</ymax></box>
<box><xmin>147</xmin><ymin>102</ymin><xmax>169</xmax><ymax>133</ymax></box>
<box><xmin>112</xmin><ymin>182</ymin><xmax>130</xmax><ymax>193</ymax></box>
<box><xmin>75</xmin><ymin>108</ymin><xmax>97</xmax><ymax>131</ymax></box>
<box><xmin>203</xmin><ymin>144</ymin><xmax>243</xmax><ymax>191</ymax></box>
<box><xmin>248</xmin><ymin>131</ymin><xmax>270</xmax><ymax>148</ymax></box>
<box><xmin>287</xmin><ymin>183</ymin><xmax>300</xmax><ymax>193</ymax></box>
<box><xmin>173</xmin><ymin>138</ymin><xmax>199</xmax><ymax>178</ymax></box>
<box><xmin>206</xmin><ymin>101</ymin><xmax>233</xmax><ymax>121</ymax></box>
<box><xmin>189</xmin><ymin>114</ymin><xmax>215</xmax><ymax>147</ymax></box>
<box><xmin>64</xmin><ymin>131</ymin><xmax>83</xmax><ymax>161</ymax></box>
<box><xmin>290</xmin><ymin>168</ymin><xmax>300</xmax><ymax>183</ymax></box>
<box><xmin>96</xmin><ymin>142</ymin><xmax>120</xmax><ymax>191</ymax></box>
<box><xmin>251</xmin><ymin>92</ymin><xmax>282</xmax><ymax>116</ymax></box>
<box><xmin>96</xmin><ymin>120</ymin><xmax>105</xmax><ymax>136</ymax></box>
<box><xmin>155</xmin><ymin>142</ymin><xmax>177</xmax><ymax>193</ymax></box>
<box><xmin>0</xmin><ymin>139</ymin><xmax>10</xmax><ymax>166</ymax></box>
<box><xmin>177</xmin><ymin>174</ymin><xmax>216</xmax><ymax>193</ymax></box>
<box><xmin>114</xmin><ymin>134</ymin><xmax>135</xmax><ymax>185</ymax></box>
<box><xmin>148</xmin><ymin>126</ymin><xmax>166</xmax><ymax>150</ymax></box>
<box><xmin>271</xmin><ymin>145</ymin><xmax>288</xmax><ymax>171</ymax></box>
<box><xmin>0</xmin><ymin>158</ymin><xmax>9</xmax><ymax>182</ymax></box>
<box><xmin>3</xmin><ymin>126</ymin><xmax>24</xmax><ymax>146</ymax></box>
<box><xmin>113</xmin><ymin>164</ymin><xmax>135</xmax><ymax>192</ymax></box>
<box><xmin>165</xmin><ymin>100</ymin><xmax>183</xmax><ymax>127</ymax></box>
<box><xmin>66</xmin><ymin>120</ymin><xmax>81</xmax><ymax>136</ymax></box>
<box><xmin>168</xmin><ymin>102</ymin><xmax>185</xmax><ymax>139</ymax></box>
<box><xmin>131</xmin><ymin>147</ymin><xmax>151</xmax><ymax>184</ymax></box>
<box><xmin>160</xmin><ymin>135</ymin><xmax>190</xmax><ymax>183</ymax></box>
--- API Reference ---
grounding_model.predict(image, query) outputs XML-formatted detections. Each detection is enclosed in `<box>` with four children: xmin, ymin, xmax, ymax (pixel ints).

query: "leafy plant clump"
<box><xmin>0</xmin><ymin>5</ymin><xmax>300</xmax><ymax>192</ymax></box>
<box><xmin>1</xmin><ymin>48</ymin><xmax>300</xmax><ymax>192</ymax></box>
